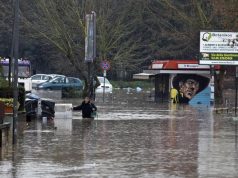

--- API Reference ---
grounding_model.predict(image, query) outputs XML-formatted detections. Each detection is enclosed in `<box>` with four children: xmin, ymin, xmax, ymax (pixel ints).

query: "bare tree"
<box><xmin>22</xmin><ymin>0</ymin><xmax>95</xmax><ymax>95</ymax></box>
<box><xmin>21</xmin><ymin>0</ymin><xmax>146</xmax><ymax>94</ymax></box>
<box><xmin>10</xmin><ymin>0</ymin><xmax>237</xmax><ymax>102</ymax></box>
<box><xmin>0</xmin><ymin>0</ymin><xmax>13</xmax><ymax>56</ymax></box>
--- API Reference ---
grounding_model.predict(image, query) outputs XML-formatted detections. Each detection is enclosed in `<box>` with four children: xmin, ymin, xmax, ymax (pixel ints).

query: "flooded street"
<box><xmin>1</xmin><ymin>90</ymin><xmax>238</xmax><ymax>178</ymax></box>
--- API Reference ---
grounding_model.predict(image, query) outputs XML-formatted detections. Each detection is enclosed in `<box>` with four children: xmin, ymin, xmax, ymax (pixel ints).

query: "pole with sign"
<box><xmin>85</xmin><ymin>11</ymin><xmax>96</xmax><ymax>98</ymax></box>
<box><xmin>11</xmin><ymin>0</ymin><xmax>20</xmax><ymax>145</ymax></box>
<box><xmin>235</xmin><ymin>67</ymin><xmax>238</xmax><ymax>116</ymax></box>
<box><xmin>199</xmin><ymin>31</ymin><xmax>238</xmax><ymax>111</ymax></box>
<box><xmin>103</xmin><ymin>70</ymin><xmax>106</xmax><ymax>103</ymax></box>
<box><xmin>100</xmin><ymin>60</ymin><xmax>110</xmax><ymax>103</ymax></box>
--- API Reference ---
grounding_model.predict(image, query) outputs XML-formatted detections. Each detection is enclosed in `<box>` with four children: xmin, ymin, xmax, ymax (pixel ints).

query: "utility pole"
<box><xmin>12</xmin><ymin>0</ymin><xmax>20</xmax><ymax>144</ymax></box>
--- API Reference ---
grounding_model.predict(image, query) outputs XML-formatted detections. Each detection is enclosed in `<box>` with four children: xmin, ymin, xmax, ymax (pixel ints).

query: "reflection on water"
<box><xmin>1</xmin><ymin>90</ymin><xmax>238</xmax><ymax>177</ymax></box>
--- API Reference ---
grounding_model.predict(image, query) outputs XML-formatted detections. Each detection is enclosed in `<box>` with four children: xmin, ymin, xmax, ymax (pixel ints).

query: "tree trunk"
<box><xmin>214</xmin><ymin>67</ymin><xmax>225</xmax><ymax>105</ymax></box>
<box><xmin>82</xmin><ymin>78</ymin><xmax>89</xmax><ymax>98</ymax></box>
<box><xmin>8</xmin><ymin>57</ymin><xmax>12</xmax><ymax>87</ymax></box>
<box><xmin>82</xmin><ymin>75</ymin><xmax>100</xmax><ymax>98</ymax></box>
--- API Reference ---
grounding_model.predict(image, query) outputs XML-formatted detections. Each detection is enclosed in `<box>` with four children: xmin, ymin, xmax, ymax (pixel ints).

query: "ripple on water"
<box><xmin>1</xmin><ymin>90</ymin><xmax>238</xmax><ymax>177</ymax></box>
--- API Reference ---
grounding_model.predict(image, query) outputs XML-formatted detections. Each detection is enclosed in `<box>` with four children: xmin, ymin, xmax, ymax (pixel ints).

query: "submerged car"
<box><xmin>95</xmin><ymin>76</ymin><xmax>113</xmax><ymax>93</ymax></box>
<box><xmin>31</xmin><ymin>74</ymin><xmax>65</xmax><ymax>88</ymax></box>
<box><xmin>31</xmin><ymin>74</ymin><xmax>51</xmax><ymax>88</ymax></box>
<box><xmin>36</xmin><ymin>76</ymin><xmax>83</xmax><ymax>91</ymax></box>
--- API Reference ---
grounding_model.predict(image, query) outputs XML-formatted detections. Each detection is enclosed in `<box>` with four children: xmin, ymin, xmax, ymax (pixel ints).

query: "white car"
<box><xmin>95</xmin><ymin>76</ymin><xmax>113</xmax><ymax>93</ymax></box>
<box><xmin>31</xmin><ymin>74</ymin><xmax>65</xmax><ymax>88</ymax></box>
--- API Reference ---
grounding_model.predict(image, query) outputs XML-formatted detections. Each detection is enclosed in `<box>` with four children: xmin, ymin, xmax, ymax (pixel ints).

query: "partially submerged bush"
<box><xmin>0</xmin><ymin>85</ymin><xmax>25</xmax><ymax>111</ymax></box>
<box><xmin>0</xmin><ymin>77</ymin><xmax>8</xmax><ymax>88</ymax></box>
<box><xmin>0</xmin><ymin>98</ymin><xmax>13</xmax><ymax>107</ymax></box>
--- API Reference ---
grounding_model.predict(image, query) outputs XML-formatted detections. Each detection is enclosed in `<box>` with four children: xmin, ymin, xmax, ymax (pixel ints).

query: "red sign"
<box><xmin>100</xmin><ymin>60</ymin><xmax>110</xmax><ymax>71</ymax></box>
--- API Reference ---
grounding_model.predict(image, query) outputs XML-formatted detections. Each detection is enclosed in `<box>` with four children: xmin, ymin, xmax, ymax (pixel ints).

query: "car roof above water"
<box><xmin>47</xmin><ymin>74</ymin><xmax>65</xmax><ymax>78</ymax></box>
<box><xmin>97</xmin><ymin>76</ymin><xmax>110</xmax><ymax>84</ymax></box>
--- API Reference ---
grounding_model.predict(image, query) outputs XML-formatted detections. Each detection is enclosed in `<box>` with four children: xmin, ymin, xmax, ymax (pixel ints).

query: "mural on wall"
<box><xmin>171</xmin><ymin>74</ymin><xmax>211</xmax><ymax>104</ymax></box>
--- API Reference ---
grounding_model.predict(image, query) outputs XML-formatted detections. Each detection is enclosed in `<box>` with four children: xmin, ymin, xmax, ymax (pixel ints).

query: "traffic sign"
<box><xmin>100</xmin><ymin>60</ymin><xmax>110</xmax><ymax>71</ymax></box>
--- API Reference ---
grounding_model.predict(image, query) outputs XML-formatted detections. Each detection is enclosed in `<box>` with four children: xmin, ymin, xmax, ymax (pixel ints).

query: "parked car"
<box><xmin>47</xmin><ymin>74</ymin><xmax>65</xmax><ymax>79</ymax></box>
<box><xmin>31</xmin><ymin>74</ymin><xmax>51</xmax><ymax>88</ymax></box>
<box><xmin>95</xmin><ymin>76</ymin><xmax>113</xmax><ymax>93</ymax></box>
<box><xmin>31</xmin><ymin>74</ymin><xmax>65</xmax><ymax>88</ymax></box>
<box><xmin>36</xmin><ymin>76</ymin><xmax>83</xmax><ymax>91</ymax></box>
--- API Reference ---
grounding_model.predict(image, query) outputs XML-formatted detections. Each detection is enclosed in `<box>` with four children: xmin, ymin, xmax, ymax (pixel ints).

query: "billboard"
<box><xmin>199</xmin><ymin>31</ymin><xmax>238</xmax><ymax>65</ymax></box>
<box><xmin>85</xmin><ymin>13</ymin><xmax>96</xmax><ymax>62</ymax></box>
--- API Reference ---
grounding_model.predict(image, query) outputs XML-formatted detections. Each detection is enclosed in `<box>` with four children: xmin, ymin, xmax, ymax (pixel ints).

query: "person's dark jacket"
<box><xmin>73</xmin><ymin>101</ymin><xmax>97</xmax><ymax>118</ymax></box>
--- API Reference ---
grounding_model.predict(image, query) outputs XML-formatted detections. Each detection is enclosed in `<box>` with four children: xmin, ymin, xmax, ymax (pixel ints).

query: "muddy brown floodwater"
<box><xmin>1</xmin><ymin>89</ymin><xmax>238</xmax><ymax>178</ymax></box>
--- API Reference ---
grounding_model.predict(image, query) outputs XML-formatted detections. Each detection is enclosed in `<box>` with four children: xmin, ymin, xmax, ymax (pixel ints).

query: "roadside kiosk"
<box><xmin>133</xmin><ymin>60</ymin><xmax>219</xmax><ymax>105</ymax></box>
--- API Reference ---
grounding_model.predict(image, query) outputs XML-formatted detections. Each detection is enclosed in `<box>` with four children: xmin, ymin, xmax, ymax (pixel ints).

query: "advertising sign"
<box><xmin>200</xmin><ymin>53</ymin><xmax>238</xmax><ymax>65</ymax></box>
<box><xmin>200</xmin><ymin>31</ymin><xmax>238</xmax><ymax>65</ymax></box>
<box><xmin>200</xmin><ymin>31</ymin><xmax>238</xmax><ymax>53</ymax></box>
<box><xmin>85</xmin><ymin>12</ymin><xmax>96</xmax><ymax>62</ymax></box>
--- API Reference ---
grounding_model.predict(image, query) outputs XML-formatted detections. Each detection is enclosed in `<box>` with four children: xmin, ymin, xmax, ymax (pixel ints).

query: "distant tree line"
<box><xmin>0</xmin><ymin>0</ymin><xmax>237</xmax><ymax>101</ymax></box>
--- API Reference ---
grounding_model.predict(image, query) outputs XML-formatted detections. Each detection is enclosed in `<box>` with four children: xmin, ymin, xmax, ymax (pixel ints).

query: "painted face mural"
<box><xmin>179</xmin><ymin>79</ymin><xmax>199</xmax><ymax>99</ymax></box>
<box><xmin>172</xmin><ymin>74</ymin><xmax>210</xmax><ymax>104</ymax></box>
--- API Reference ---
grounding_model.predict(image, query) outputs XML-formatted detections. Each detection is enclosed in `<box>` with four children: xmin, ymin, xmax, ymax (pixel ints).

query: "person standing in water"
<box><xmin>73</xmin><ymin>96</ymin><xmax>97</xmax><ymax>119</ymax></box>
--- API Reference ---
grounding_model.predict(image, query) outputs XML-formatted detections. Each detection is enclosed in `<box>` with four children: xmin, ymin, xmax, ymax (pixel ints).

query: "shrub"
<box><xmin>0</xmin><ymin>85</ymin><xmax>25</xmax><ymax>111</ymax></box>
<box><xmin>0</xmin><ymin>77</ymin><xmax>9</xmax><ymax>88</ymax></box>
<box><xmin>0</xmin><ymin>98</ymin><xmax>13</xmax><ymax>107</ymax></box>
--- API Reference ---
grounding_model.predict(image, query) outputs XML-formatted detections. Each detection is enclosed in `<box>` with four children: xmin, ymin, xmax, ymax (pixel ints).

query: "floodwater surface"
<box><xmin>1</xmin><ymin>90</ymin><xmax>238</xmax><ymax>178</ymax></box>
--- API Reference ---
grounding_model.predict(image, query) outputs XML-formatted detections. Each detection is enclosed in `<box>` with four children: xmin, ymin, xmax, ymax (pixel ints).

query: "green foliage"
<box><xmin>0</xmin><ymin>98</ymin><xmax>13</xmax><ymax>107</ymax></box>
<box><xmin>0</xmin><ymin>77</ymin><xmax>8</xmax><ymax>88</ymax></box>
<box><xmin>0</xmin><ymin>86</ymin><xmax>25</xmax><ymax>111</ymax></box>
